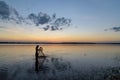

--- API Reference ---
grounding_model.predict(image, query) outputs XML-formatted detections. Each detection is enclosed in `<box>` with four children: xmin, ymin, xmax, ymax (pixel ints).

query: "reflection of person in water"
<box><xmin>35</xmin><ymin>55</ymin><xmax>39</xmax><ymax>72</ymax></box>
<box><xmin>35</xmin><ymin>57</ymin><xmax>46</xmax><ymax>73</ymax></box>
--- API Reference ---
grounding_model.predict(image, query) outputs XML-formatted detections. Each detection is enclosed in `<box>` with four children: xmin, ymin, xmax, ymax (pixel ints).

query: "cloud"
<box><xmin>0</xmin><ymin>1</ymin><xmax>10</xmax><ymax>19</ymax></box>
<box><xmin>0</xmin><ymin>1</ymin><xmax>72</xmax><ymax>31</ymax></box>
<box><xmin>111</xmin><ymin>27</ymin><xmax>120</xmax><ymax>32</ymax></box>
<box><xmin>0</xmin><ymin>1</ymin><xmax>26</xmax><ymax>24</ymax></box>
<box><xmin>43</xmin><ymin>25</ymin><xmax>50</xmax><ymax>31</ymax></box>
<box><xmin>105</xmin><ymin>26</ymin><xmax>120</xmax><ymax>32</ymax></box>
<box><xmin>28</xmin><ymin>12</ymin><xmax>51</xmax><ymax>26</ymax></box>
<box><xmin>49</xmin><ymin>17</ymin><xmax>71</xmax><ymax>31</ymax></box>
<box><xmin>28</xmin><ymin>12</ymin><xmax>71</xmax><ymax>31</ymax></box>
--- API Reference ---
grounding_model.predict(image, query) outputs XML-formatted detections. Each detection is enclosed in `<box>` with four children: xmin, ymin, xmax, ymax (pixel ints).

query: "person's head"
<box><xmin>36</xmin><ymin>45</ymin><xmax>39</xmax><ymax>49</ymax></box>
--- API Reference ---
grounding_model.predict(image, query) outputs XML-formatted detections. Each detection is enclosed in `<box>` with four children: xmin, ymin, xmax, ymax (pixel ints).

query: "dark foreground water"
<box><xmin>0</xmin><ymin>44</ymin><xmax>120</xmax><ymax>80</ymax></box>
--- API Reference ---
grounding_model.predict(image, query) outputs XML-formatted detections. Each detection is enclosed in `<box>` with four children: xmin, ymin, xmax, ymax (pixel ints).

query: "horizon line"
<box><xmin>0</xmin><ymin>41</ymin><xmax>120</xmax><ymax>44</ymax></box>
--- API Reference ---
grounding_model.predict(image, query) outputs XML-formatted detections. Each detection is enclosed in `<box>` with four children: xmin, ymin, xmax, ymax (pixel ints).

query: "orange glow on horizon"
<box><xmin>1</xmin><ymin>35</ymin><xmax>120</xmax><ymax>42</ymax></box>
<box><xmin>0</xmin><ymin>28</ymin><xmax>120</xmax><ymax>42</ymax></box>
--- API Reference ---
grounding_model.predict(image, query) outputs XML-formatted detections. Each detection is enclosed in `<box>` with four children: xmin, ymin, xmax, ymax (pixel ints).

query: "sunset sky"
<box><xmin>0</xmin><ymin>0</ymin><xmax>120</xmax><ymax>42</ymax></box>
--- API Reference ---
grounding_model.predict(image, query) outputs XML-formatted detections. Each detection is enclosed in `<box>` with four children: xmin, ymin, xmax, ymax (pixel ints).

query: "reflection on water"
<box><xmin>0</xmin><ymin>44</ymin><xmax>120</xmax><ymax>80</ymax></box>
<box><xmin>35</xmin><ymin>56</ymin><xmax>46</xmax><ymax>73</ymax></box>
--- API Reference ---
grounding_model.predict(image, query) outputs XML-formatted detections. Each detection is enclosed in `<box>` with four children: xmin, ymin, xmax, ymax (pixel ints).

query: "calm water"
<box><xmin>0</xmin><ymin>44</ymin><xmax>120</xmax><ymax>80</ymax></box>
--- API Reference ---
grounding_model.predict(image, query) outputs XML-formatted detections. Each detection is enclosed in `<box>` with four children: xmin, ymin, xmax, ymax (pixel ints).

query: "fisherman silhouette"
<box><xmin>35</xmin><ymin>45</ymin><xmax>39</xmax><ymax>58</ymax></box>
<box><xmin>35</xmin><ymin>45</ymin><xmax>46</xmax><ymax>73</ymax></box>
<box><xmin>35</xmin><ymin>45</ymin><xmax>45</xmax><ymax>57</ymax></box>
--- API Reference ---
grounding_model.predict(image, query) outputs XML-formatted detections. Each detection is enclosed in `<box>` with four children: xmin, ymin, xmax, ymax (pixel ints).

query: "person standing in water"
<box><xmin>35</xmin><ymin>45</ymin><xmax>45</xmax><ymax>57</ymax></box>
<box><xmin>35</xmin><ymin>45</ymin><xmax>39</xmax><ymax>58</ymax></box>
<box><xmin>35</xmin><ymin>45</ymin><xmax>45</xmax><ymax>73</ymax></box>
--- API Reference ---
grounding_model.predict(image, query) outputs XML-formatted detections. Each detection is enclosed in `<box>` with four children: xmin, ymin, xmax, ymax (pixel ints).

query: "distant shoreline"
<box><xmin>0</xmin><ymin>42</ymin><xmax>120</xmax><ymax>44</ymax></box>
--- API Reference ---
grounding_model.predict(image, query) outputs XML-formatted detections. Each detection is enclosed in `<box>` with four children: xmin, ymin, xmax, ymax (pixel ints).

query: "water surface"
<box><xmin>0</xmin><ymin>44</ymin><xmax>120</xmax><ymax>80</ymax></box>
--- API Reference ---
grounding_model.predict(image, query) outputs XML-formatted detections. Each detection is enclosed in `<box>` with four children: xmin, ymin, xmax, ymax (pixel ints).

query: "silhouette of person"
<box><xmin>35</xmin><ymin>45</ymin><xmax>39</xmax><ymax>58</ymax></box>
<box><xmin>35</xmin><ymin>45</ymin><xmax>39</xmax><ymax>73</ymax></box>
<box><xmin>35</xmin><ymin>45</ymin><xmax>46</xmax><ymax>73</ymax></box>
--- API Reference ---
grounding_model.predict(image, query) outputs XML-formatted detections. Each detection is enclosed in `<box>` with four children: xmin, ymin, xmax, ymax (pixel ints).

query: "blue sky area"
<box><xmin>0</xmin><ymin>0</ymin><xmax>120</xmax><ymax>42</ymax></box>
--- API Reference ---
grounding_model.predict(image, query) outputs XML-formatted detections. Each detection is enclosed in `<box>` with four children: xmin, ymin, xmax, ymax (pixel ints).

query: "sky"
<box><xmin>0</xmin><ymin>0</ymin><xmax>120</xmax><ymax>42</ymax></box>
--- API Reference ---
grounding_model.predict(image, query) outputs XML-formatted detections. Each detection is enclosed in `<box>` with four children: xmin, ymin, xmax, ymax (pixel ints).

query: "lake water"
<box><xmin>0</xmin><ymin>44</ymin><xmax>120</xmax><ymax>80</ymax></box>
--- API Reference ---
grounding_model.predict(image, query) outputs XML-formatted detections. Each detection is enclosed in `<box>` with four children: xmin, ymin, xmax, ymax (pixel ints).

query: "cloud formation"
<box><xmin>0</xmin><ymin>1</ymin><xmax>25</xmax><ymax>24</ymax></box>
<box><xmin>111</xmin><ymin>27</ymin><xmax>120</xmax><ymax>32</ymax></box>
<box><xmin>0</xmin><ymin>1</ymin><xmax>71</xmax><ymax>31</ymax></box>
<box><xmin>28</xmin><ymin>12</ymin><xmax>51</xmax><ymax>26</ymax></box>
<box><xmin>28</xmin><ymin>12</ymin><xmax>71</xmax><ymax>31</ymax></box>
<box><xmin>0</xmin><ymin>1</ymin><xmax>10</xmax><ymax>19</ymax></box>
<box><xmin>105</xmin><ymin>26</ymin><xmax>120</xmax><ymax>32</ymax></box>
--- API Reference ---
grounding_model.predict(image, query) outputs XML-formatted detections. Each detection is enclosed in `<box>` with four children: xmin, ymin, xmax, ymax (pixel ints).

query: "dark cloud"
<box><xmin>111</xmin><ymin>27</ymin><xmax>120</xmax><ymax>32</ymax></box>
<box><xmin>54</xmin><ymin>17</ymin><xmax>71</xmax><ymax>26</ymax></box>
<box><xmin>46</xmin><ymin>17</ymin><xmax>71</xmax><ymax>31</ymax></box>
<box><xmin>28</xmin><ymin>13</ymin><xmax>71</xmax><ymax>31</ymax></box>
<box><xmin>51</xmin><ymin>26</ymin><xmax>58</xmax><ymax>31</ymax></box>
<box><xmin>0</xmin><ymin>1</ymin><xmax>10</xmax><ymax>19</ymax></box>
<box><xmin>28</xmin><ymin>13</ymin><xmax>38</xmax><ymax>25</ymax></box>
<box><xmin>105</xmin><ymin>26</ymin><xmax>120</xmax><ymax>32</ymax></box>
<box><xmin>0</xmin><ymin>1</ymin><xmax>72</xmax><ymax>31</ymax></box>
<box><xmin>0</xmin><ymin>1</ymin><xmax>25</xmax><ymax>24</ymax></box>
<box><xmin>43</xmin><ymin>25</ymin><xmax>50</xmax><ymax>31</ymax></box>
<box><xmin>28</xmin><ymin>12</ymin><xmax>51</xmax><ymax>26</ymax></box>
